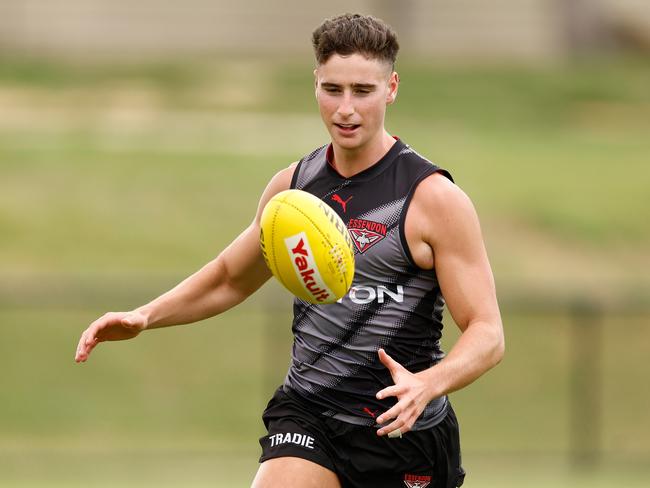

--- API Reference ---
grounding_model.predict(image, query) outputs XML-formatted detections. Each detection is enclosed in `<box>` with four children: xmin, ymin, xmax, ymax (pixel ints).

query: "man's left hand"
<box><xmin>375</xmin><ymin>348</ymin><xmax>433</xmax><ymax>437</ymax></box>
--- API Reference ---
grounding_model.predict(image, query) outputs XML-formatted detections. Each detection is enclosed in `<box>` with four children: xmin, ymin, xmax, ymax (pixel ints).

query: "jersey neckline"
<box><xmin>325</xmin><ymin>138</ymin><xmax>406</xmax><ymax>183</ymax></box>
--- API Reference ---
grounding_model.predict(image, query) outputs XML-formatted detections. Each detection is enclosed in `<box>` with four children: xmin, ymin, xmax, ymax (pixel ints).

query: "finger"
<box><xmin>377</xmin><ymin>403</ymin><xmax>402</xmax><ymax>425</ymax></box>
<box><xmin>378</xmin><ymin>409</ymin><xmax>418</xmax><ymax>437</ymax></box>
<box><xmin>84</xmin><ymin>324</ymin><xmax>102</xmax><ymax>346</ymax></box>
<box><xmin>377</xmin><ymin>417</ymin><xmax>408</xmax><ymax>437</ymax></box>
<box><xmin>85</xmin><ymin>313</ymin><xmax>115</xmax><ymax>342</ymax></box>
<box><xmin>85</xmin><ymin>336</ymin><xmax>100</xmax><ymax>354</ymax></box>
<box><xmin>84</xmin><ymin>330</ymin><xmax>96</xmax><ymax>346</ymax></box>
<box><xmin>75</xmin><ymin>329</ymin><xmax>91</xmax><ymax>360</ymax></box>
<box><xmin>75</xmin><ymin>336</ymin><xmax>86</xmax><ymax>362</ymax></box>
<box><xmin>376</xmin><ymin>384</ymin><xmax>407</xmax><ymax>401</ymax></box>
<box><xmin>76</xmin><ymin>319</ymin><xmax>105</xmax><ymax>362</ymax></box>
<box><xmin>378</xmin><ymin>348</ymin><xmax>404</xmax><ymax>375</ymax></box>
<box><xmin>75</xmin><ymin>330</ymin><xmax>93</xmax><ymax>362</ymax></box>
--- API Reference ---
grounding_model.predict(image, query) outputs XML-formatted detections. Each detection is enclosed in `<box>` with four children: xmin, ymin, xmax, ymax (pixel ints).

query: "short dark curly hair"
<box><xmin>312</xmin><ymin>13</ymin><xmax>399</xmax><ymax>69</ymax></box>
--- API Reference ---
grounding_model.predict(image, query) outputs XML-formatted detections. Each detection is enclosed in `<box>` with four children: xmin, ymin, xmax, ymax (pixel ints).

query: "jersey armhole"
<box><xmin>290</xmin><ymin>160</ymin><xmax>304</xmax><ymax>189</ymax></box>
<box><xmin>290</xmin><ymin>144</ymin><xmax>329</xmax><ymax>189</ymax></box>
<box><xmin>398</xmin><ymin>166</ymin><xmax>454</xmax><ymax>269</ymax></box>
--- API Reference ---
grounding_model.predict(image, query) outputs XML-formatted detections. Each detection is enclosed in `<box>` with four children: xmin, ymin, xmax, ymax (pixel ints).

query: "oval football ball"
<box><xmin>260</xmin><ymin>189</ymin><xmax>355</xmax><ymax>304</ymax></box>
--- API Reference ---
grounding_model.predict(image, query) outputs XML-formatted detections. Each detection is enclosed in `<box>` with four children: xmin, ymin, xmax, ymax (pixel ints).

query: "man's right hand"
<box><xmin>75</xmin><ymin>310</ymin><xmax>148</xmax><ymax>363</ymax></box>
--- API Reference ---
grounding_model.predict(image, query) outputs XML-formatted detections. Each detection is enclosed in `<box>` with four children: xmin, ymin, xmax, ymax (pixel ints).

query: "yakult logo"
<box><xmin>285</xmin><ymin>232</ymin><xmax>334</xmax><ymax>303</ymax></box>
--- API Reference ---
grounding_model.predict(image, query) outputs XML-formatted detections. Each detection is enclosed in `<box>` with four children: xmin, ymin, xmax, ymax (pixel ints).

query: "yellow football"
<box><xmin>260</xmin><ymin>189</ymin><xmax>355</xmax><ymax>304</ymax></box>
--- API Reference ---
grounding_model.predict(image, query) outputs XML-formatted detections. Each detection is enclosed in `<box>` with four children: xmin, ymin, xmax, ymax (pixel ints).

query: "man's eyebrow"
<box><xmin>320</xmin><ymin>82</ymin><xmax>377</xmax><ymax>90</ymax></box>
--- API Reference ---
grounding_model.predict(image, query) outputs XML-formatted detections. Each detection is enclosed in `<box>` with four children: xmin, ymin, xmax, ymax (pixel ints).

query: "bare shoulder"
<box><xmin>406</xmin><ymin>172</ymin><xmax>483</xmax><ymax>268</ymax></box>
<box><xmin>253</xmin><ymin>163</ymin><xmax>298</xmax><ymax>222</ymax></box>
<box><xmin>413</xmin><ymin>171</ymin><xmax>475</xmax><ymax>217</ymax></box>
<box><xmin>268</xmin><ymin>162</ymin><xmax>298</xmax><ymax>192</ymax></box>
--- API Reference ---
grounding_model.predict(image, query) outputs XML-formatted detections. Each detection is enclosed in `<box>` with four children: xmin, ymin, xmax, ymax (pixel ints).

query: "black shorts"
<box><xmin>258</xmin><ymin>387</ymin><xmax>465</xmax><ymax>488</ymax></box>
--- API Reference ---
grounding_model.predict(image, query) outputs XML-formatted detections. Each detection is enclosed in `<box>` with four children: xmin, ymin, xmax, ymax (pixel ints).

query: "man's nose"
<box><xmin>336</xmin><ymin>93</ymin><xmax>355</xmax><ymax>117</ymax></box>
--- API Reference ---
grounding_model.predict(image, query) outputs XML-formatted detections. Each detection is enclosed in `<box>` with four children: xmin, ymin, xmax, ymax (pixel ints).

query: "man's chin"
<box><xmin>330</xmin><ymin>134</ymin><xmax>364</xmax><ymax>151</ymax></box>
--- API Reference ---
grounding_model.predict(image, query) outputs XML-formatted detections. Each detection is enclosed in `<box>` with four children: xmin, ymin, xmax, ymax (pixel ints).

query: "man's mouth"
<box><xmin>335</xmin><ymin>123</ymin><xmax>360</xmax><ymax>132</ymax></box>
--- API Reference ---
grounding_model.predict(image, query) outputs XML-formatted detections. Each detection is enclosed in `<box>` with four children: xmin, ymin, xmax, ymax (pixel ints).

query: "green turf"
<box><xmin>1</xmin><ymin>306</ymin><xmax>649</xmax><ymax>484</ymax></box>
<box><xmin>1</xmin><ymin>447</ymin><xmax>649</xmax><ymax>487</ymax></box>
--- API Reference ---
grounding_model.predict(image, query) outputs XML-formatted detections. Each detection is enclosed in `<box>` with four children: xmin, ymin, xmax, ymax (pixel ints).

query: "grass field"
<box><xmin>1</xmin><ymin>306</ymin><xmax>649</xmax><ymax>486</ymax></box>
<box><xmin>1</xmin><ymin>448</ymin><xmax>649</xmax><ymax>487</ymax></box>
<box><xmin>1</xmin><ymin>56</ymin><xmax>649</xmax><ymax>485</ymax></box>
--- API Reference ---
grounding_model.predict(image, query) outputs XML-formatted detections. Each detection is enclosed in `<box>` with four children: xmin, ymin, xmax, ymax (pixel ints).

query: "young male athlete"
<box><xmin>75</xmin><ymin>13</ymin><xmax>504</xmax><ymax>488</ymax></box>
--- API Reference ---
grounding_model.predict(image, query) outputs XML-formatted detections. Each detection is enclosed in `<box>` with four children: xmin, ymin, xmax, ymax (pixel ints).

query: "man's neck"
<box><xmin>331</xmin><ymin>131</ymin><xmax>396</xmax><ymax>178</ymax></box>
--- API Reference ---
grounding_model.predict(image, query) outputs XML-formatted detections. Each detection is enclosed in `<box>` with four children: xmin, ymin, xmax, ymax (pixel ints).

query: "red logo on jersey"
<box><xmin>403</xmin><ymin>474</ymin><xmax>432</xmax><ymax>488</ymax></box>
<box><xmin>347</xmin><ymin>219</ymin><xmax>387</xmax><ymax>253</ymax></box>
<box><xmin>331</xmin><ymin>194</ymin><xmax>353</xmax><ymax>213</ymax></box>
<box><xmin>362</xmin><ymin>407</ymin><xmax>379</xmax><ymax>418</ymax></box>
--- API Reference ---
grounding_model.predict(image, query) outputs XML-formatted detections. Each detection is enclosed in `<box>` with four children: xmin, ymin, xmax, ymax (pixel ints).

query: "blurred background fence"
<box><xmin>1</xmin><ymin>1</ymin><xmax>649</xmax><ymax>487</ymax></box>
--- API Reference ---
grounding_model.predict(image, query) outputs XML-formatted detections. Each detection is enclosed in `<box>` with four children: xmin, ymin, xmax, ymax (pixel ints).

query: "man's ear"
<box><xmin>313</xmin><ymin>68</ymin><xmax>319</xmax><ymax>98</ymax></box>
<box><xmin>386</xmin><ymin>71</ymin><xmax>399</xmax><ymax>105</ymax></box>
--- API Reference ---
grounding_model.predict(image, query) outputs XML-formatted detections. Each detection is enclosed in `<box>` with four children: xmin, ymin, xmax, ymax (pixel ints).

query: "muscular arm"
<box><xmin>137</xmin><ymin>218</ymin><xmax>270</xmax><ymax>329</ymax></box>
<box><xmin>416</xmin><ymin>174</ymin><xmax>504</xmax><ymax>397</ymax></box>
<box><xmin>75</xmin><ymin>164</ymin><xmax>295</xmax><ymax>362</ymax></box>
<box><xmin>376</xmin><ymin>173</ymin><xmax>504</xmax><ymax>435</ymax></box>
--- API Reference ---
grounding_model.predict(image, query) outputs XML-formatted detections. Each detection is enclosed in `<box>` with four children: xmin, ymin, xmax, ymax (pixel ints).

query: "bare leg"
<box><xmin>251</xmin><ymin>456</ymin><xmax>341</xmax><ymax>488</ymax></box>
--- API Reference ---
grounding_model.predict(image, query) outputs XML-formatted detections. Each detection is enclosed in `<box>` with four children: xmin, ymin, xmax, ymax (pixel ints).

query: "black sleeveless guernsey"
<box><xmin>284</xmin><ymin>138</ymin><xmax>453</xmax><ymax>430</ymax></box>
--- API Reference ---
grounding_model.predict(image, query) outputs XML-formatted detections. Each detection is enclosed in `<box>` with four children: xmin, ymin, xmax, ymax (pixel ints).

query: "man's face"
<box><xmin>314</xmin><ymin>53</ymin><xmax>398</xmax><ymax>154</ymax></box>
